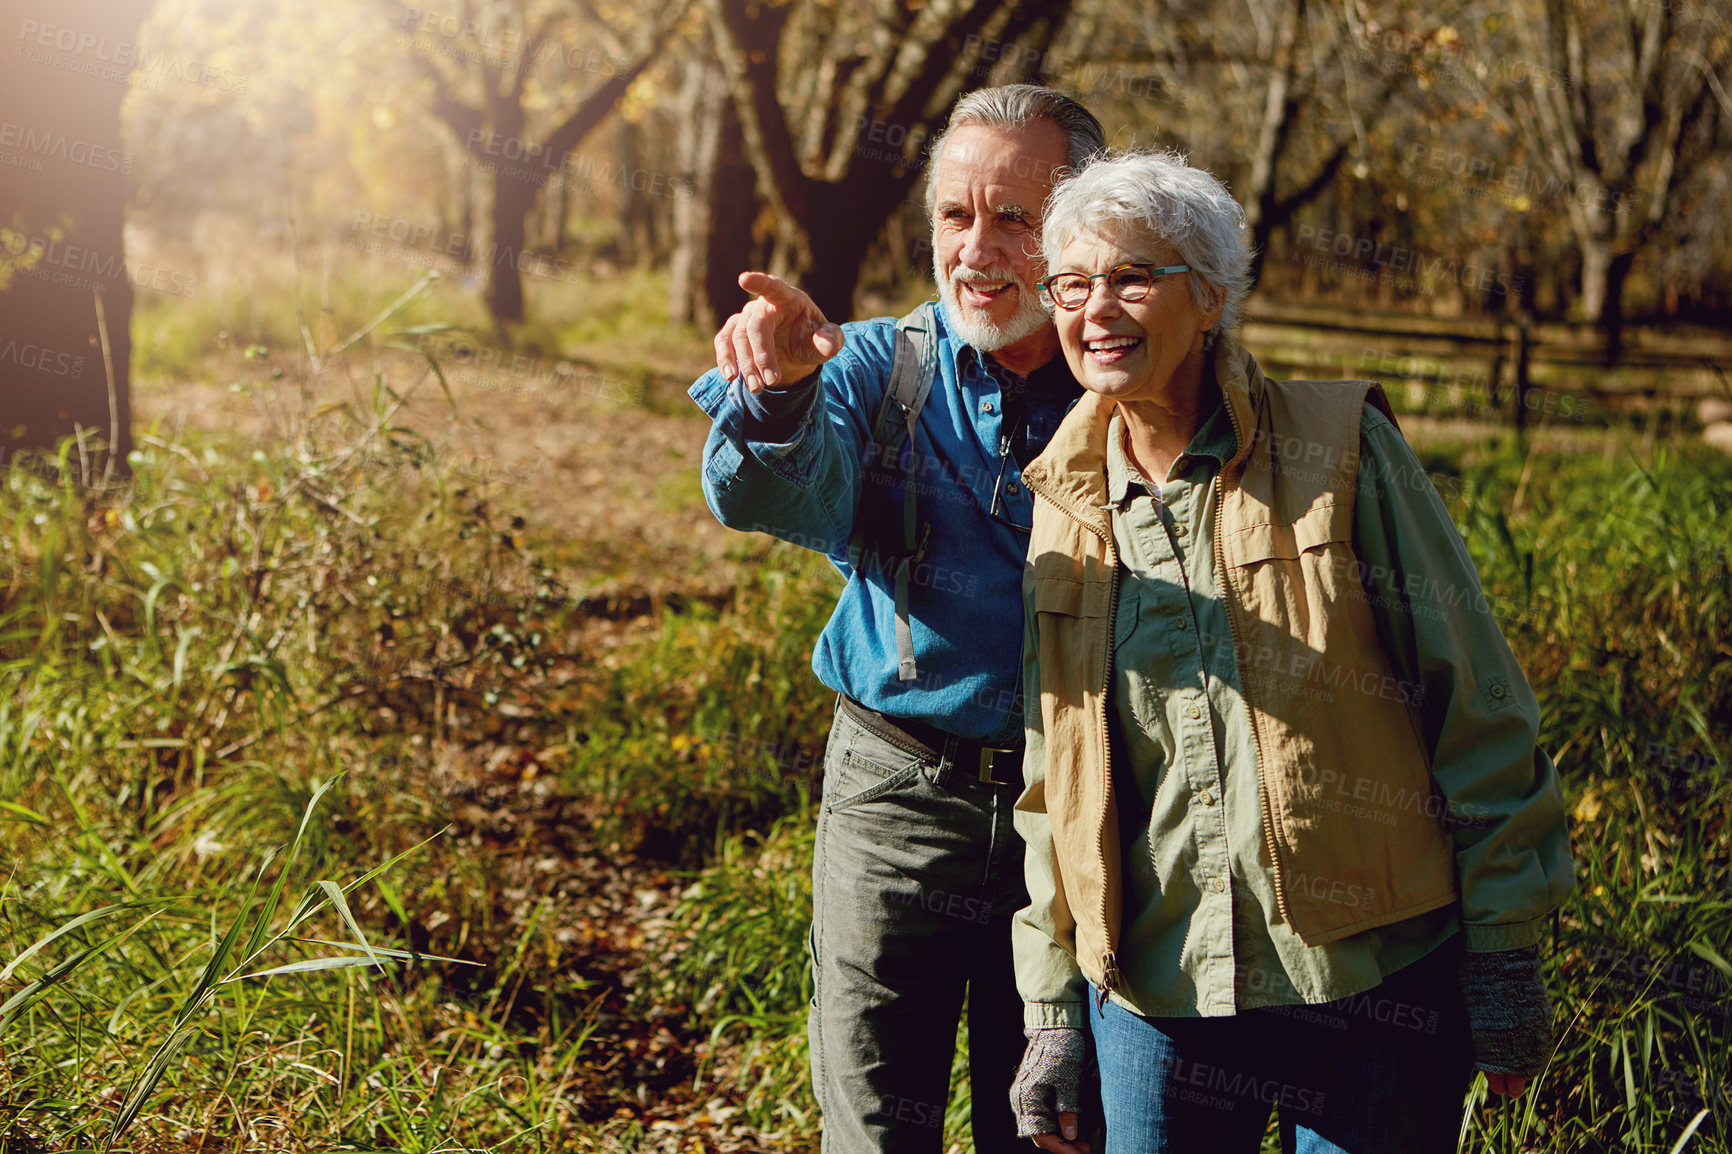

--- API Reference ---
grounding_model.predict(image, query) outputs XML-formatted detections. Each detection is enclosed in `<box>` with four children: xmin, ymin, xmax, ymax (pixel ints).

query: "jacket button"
<box><xmin>1174</xmin><ymin>616</ymin><xmax>1189</xmax><ymax>630</ymax></box>
<box><xmin>981</xmin><ymin>401</ymin><xmax>995</xmax><ymax>413</ymax></box>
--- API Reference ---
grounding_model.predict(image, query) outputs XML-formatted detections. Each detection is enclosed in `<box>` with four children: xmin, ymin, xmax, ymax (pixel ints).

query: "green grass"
<box><xmin>0</xmin><ymin>329</ymin><xmax>625</xmax><ymax>1149</ymax></box>
<box><xmin>5</xmin><ymin>292</ymin><xmax>1732</xmax><ymax>1150</ymax></box>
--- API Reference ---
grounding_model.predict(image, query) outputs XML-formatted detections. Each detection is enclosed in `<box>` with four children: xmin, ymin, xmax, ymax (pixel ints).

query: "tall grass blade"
<box><xmin>110</xmin><ymin>874</ymin><xmax>261</xmax><ymax>1141</ymax></box>
<box><xmin>1667</xmin><ymin>1108</ymin><xmax>1712</xmax><ymax>1154</ymax></box>
<box><xmin>0</xmin><ymin>903</ymin><xmax>137</xmax><ymax>982</ymax></box>
<box><xmin>315</xmin><ymin>879</ymin><xmax>381</xmax><ymax>968</ymax></box>
<box><xmin>224</xmin><ymin>955</ymin><xmax>385</xmax><ymax>982</ymax></box>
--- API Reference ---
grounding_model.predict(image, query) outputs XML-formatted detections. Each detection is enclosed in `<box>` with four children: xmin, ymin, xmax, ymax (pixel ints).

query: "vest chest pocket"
<box><xmin>1030</xmin><ymin>575</ymin><xmax>1112</xmax><ymax>618</ymax></box>
<box><xmin>1223</xmin><ymin>501</ymin><xmax>1354</xmax><ymax>566</ymax></box>
<box><xmin>1221</xmin><ymin>502</ymin><xmax>1364</xmax><ymax>636</ymax></box>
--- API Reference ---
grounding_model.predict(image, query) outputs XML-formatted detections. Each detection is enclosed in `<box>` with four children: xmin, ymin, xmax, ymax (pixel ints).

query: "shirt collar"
<box><xmin>1104</xmin><ymin>386</ymin><xmax>1234</xmax><ymax>506</ymax></box>
<box><xmin>940</xmin><ymin>299</ymin><xmax>1070</xmax><ymax>394</ymax></box>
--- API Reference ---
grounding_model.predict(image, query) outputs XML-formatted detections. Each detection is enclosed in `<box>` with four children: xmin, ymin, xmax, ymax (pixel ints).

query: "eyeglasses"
<box><xmin>989</xmin><ymin>435</ymin><xmax>1032</xmax><ymax>535</ymax></box>
<box><xmin>1038</xmin><ymin>262</ymin><xmax>1191</xmax><ymax>311</ymax></box>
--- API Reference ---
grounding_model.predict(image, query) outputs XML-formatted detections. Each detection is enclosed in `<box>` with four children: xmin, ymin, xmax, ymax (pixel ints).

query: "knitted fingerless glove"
<box><xmin>1458</xmin><ymin>945</ymin><xmax>1553</xmax><ymax>1078</ymax></box>
<box><xmin>1009</xmin><ymin>1026</ymin><xmax>1087</xmax><ymax>1139</ymax></box>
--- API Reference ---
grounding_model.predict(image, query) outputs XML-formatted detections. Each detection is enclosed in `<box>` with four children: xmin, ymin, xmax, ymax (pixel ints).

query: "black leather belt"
<box><xmin>839</xmin><ymin>695</ymin><xmax>1024</xmax><ymax>788</ymax></box>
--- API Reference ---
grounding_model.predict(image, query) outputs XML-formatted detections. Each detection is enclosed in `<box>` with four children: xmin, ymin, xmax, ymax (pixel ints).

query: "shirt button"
<box><xmin>981</xmin><ymin>401</ymin><xmax>995</xmax><ymax>413</ymax></box>
<box><xmin>1490</xmin><ymin>683</ymin><xmax>1507</xmax><ymax>699</ymax></box>
<box><xmin>1174</xmin><ymin>617</ymin><xmax>1189</xmax><ymax>631</ymax></box>
<box><xmin>1006</xmin><ymin>481</ymin><xmax>1020</xmax><ymax>495</ymax></box>
<box><xmin>1198</xmin><ymin>790</ymin><xmax>1215</xmax><ymax>806</ymax></box>
<box><xmin>1173</xmin><ymin>522</ymin><xmax>1188</xmax><ymax>537</ymax></box>
<box><xmin>1211</xmin><ymin>877</ymin><xmax>1228</xmax><ymax>893</ymax></box>
<box><xmin>1186</xmin><ymin>703</ymin><xmax>1203</xmax><ymax>720</ymax></box>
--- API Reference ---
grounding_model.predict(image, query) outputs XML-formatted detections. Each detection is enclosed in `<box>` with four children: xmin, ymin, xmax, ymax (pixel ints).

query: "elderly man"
<box><xmin>689</xmin><ymin>86</ymin><xmax>1104</xmax><ymax>1153</ymax></box>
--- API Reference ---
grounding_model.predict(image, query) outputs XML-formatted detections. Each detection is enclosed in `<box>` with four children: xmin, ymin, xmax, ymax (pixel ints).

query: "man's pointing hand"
<box><xmin>714</xmin><ymin>271</ymin><xmax>845</xmax><ymax>392</ymax></box>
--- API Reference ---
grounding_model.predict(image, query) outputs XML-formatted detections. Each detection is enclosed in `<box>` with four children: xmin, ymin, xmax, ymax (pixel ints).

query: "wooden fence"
<box><xmin>1242</xmin><ymin>302</ymin><xmax>1732</xmax><ymax>432</ymax></box>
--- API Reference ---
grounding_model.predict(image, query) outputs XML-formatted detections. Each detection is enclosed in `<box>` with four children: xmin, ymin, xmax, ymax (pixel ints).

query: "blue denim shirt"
<box><xmin>689</xmin><ymin>301</ymin><xmax>1081</xmax><ymax>744</ymax></box>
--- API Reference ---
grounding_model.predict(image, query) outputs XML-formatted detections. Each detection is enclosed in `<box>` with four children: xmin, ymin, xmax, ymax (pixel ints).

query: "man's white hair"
<box><xmin>1042</xmin><ymin>149</ymin><xmax>1254</xmax><ymax>335</ymax></box>
<box><xmin>923</xmin><ymin>84</ymin><xmax>1105</xmax><ymax>216</ymax></box>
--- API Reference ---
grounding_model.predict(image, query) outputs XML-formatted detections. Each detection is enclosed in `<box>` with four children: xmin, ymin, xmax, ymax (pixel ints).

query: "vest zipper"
<box><xmin>1097</xmin><ymin>950</ymin><xmax>1121</xmax><ymax>1010</ymax></box>
<box><xmin>1095</xmin><ymin>552</ymin><xmax>1120</xmax><ymax>1005</ymax></box>
<box><xmin>1024</xmin><ymin>470</ymin><xmax>1124</xmax><ymax>1007</ymax></box>
<box><xmin>1214</xmin><ymin>387</ymin><xmax>1295</xmax><ymax>930</ymax></box>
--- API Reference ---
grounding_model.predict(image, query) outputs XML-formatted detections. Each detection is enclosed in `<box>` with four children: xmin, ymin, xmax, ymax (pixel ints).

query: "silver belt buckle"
<box><xmin>978</xmin><ymin>747</ymin><xmax>1015</xmax><ymax>786</ymax></box>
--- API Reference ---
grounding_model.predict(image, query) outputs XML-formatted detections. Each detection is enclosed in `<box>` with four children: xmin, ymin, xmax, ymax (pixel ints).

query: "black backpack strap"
<box><xmin>850</xmin><ymin>302</ymin><xmax>938</xmax><ymax>681</ymax></box>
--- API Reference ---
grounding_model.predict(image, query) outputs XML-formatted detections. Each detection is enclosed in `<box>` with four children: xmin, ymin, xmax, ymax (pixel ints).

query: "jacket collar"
<box><xmin>1022</xmin><ymin>332</ymin><xmax>1266</xmax><ymax>532</ymax></box>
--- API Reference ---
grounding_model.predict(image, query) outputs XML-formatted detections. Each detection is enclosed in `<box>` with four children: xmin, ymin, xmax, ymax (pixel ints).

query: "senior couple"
<box><xmin>690</xmin><ymin>85</ymin><xmax>1573</xmax><ymax>1154</ymax></box>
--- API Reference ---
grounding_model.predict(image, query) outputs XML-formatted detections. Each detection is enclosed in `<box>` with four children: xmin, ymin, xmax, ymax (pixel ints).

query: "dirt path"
<box><xmin>132</xmin><ymin>344</ymin><xmax>750</xmax><ymax>605</ymax></box>
<box><xmin>437</xmin><ymin>760</ymin><xmax>804</xmax><ymax>1152</ymax></box>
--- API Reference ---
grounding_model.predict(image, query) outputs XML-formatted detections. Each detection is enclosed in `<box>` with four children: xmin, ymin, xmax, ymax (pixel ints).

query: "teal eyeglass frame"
<box><xmin>1038</xmin><ymin>262</ymin><xmax>1192</xmax><ymax>310</ymax></box>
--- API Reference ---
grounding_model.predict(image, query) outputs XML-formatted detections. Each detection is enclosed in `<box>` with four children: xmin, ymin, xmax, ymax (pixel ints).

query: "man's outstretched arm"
<box><xmin>691</xmin><ymin>272</ymin><xmax>884</xmax><ymax>551</ymax></box>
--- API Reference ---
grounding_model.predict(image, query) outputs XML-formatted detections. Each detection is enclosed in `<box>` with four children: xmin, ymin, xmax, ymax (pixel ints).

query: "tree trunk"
<box><xmin>1578</xmin><ymin>235</ymin><xmax>1612</xmax><ymax>324</ymax></box>
<box><xmin>670</xmin><ymin>37</ymin><xmax>759</xmax><ymax>328</ymax></box>
<box><xmin>802</xmin><ymin>188</ymin><xmax>876</xmax><ymax>322</ymax></box>
<box><xmin>1598</xmin><ymin>249</ymin><xmax>1636</xmax><ymax>365</ymax></box>
<box><xmin>706</xmin><ymin>101</ymin><xmax>759</xmax><ymax>324</ymax></box>
<box><xmin>487</xmin><ymin>169</ymin><xmax>536</xmax><ymax>324</ymax></box>
<box><xmin>0</xmin><ymin>0</ymin><xmax>152</xmax><ymax>479</ymax></box>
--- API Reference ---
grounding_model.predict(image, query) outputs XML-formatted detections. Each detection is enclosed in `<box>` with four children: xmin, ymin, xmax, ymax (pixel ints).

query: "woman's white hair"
<box><xmin>1041</xmin><ymin>149</ymin><xmax>1254</xmax><ymax>335</ymax></box>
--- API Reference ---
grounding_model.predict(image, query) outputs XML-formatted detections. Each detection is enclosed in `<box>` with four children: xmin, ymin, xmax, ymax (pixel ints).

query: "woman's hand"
<box><xmin>1459</xmin><ymin>945</ymin><xmax>1551</xmax><ymax>1094</ymax></box>
<box><xmin>1031</xmin><ymin>1113</ymin><xmax>1091</xmax><ymax>1154</ymax></box>
<box><xmin>1011</xmin><ymin>1026</ymin><xmax>1091</xmax><ymax>1153</ymax></box>
<box><xmin>1486</xmin><ymin>1072</ymin><xmax>1530</xmax><ymax>1097</ymax></box>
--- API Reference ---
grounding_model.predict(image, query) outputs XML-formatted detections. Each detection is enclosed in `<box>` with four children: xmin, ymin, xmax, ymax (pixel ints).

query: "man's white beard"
<box><xmin>934</xmin><ymin>254</ymin><xmax>1051</xmax><ymax>353</ymax></box>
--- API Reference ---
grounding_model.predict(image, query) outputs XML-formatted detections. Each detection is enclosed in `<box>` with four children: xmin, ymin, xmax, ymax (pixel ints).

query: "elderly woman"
<box><xmin>1004</xmin><ymin>150</ymin><xmax>1576</xmax><ymax>1153</ymax></box>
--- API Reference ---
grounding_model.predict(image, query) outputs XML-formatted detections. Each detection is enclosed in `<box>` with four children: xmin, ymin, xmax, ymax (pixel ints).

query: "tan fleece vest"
<box><xmin>1021</xmin><ymin>338</ymin><xmax>1457</xmax><ymax>987</ymax></box>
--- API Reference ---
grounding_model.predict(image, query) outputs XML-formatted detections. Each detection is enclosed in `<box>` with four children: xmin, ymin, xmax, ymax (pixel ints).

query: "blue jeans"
<box><xmin>808</xmin><ymin>700</ymin><xmax>1029</xmax><ymax>1153</ymax></box>
<box><xmin>1088</xmin><ymin>938</ymin><xmax>1473</xmax><ymax>1153</ymax></box>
